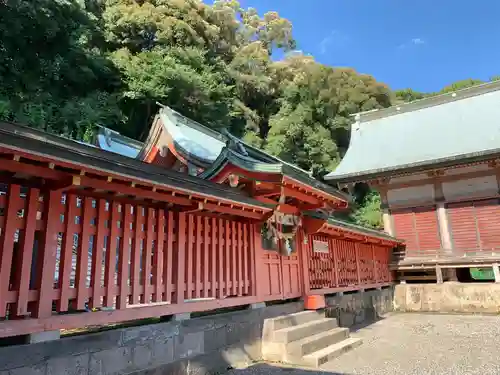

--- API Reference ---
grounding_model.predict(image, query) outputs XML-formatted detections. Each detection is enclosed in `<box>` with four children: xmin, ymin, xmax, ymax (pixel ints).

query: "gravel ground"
<box><xmin>227</xmin><ymin>312</ymin><xmax>500</xmax><ymax>375</ymax></box>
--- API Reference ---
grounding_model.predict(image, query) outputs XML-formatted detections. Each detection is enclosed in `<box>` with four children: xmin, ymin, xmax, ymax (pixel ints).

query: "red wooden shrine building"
<box><xmin>0</xmin><ymin>107</ymin><xmax>399</xmax><ymax>339</ymax></box>
<box><xmin>325</xmin><ymin>81</ymin><xmax>500</xmax><ymax>282</ymax></box>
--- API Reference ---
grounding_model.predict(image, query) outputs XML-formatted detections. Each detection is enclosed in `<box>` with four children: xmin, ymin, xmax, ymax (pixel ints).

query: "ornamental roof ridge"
<box><xmin>354</xmin><ymin>80</ymin><xmax>500</xmax><ymax>124</ymax></box>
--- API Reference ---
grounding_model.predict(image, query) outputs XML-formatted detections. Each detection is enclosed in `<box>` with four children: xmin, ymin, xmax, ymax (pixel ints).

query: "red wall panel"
<box><xmin>413</xmin><ymin>206</ymin><xmax>441</xmax><ymax>251</ymax></box>
<box><xmin>392</xmin><ymin>206</ymin><xmax>440</xmax><ymax>255</ymax></box>
<box><xmin>448</xmin><ymin>199</ymin><xmax>500</xmax><ymax>251</ymax></box>
<box><xmin>448</xmin><ymin>202</ymin><xmax>479</xmax><ymax>250</ymax></box>
<box><xmin>475</xmin><ymin>199</ymin><xmax>500</xmax><ymax>251</ymax></box>
<box><xmin>392</xmin><ymin>209</ymin><xmax>418</xmax><ymax>251</ymax></box>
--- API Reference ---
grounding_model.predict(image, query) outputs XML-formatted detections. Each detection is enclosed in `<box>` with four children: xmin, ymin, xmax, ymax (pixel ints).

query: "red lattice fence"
<box><xmin>307</xmin><ymin>235</ymin><xmax>393</xmax><ymax>293</ymax></box>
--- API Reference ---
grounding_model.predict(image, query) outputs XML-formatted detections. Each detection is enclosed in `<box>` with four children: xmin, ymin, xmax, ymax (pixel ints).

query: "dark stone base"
<box><xmin>0</xmin><ymin>302</ymin><xmax>303</xmax><ymax>375</ymax></box>
<box><xmin>325</xmin><ymin>286</ymin><xmax>394</xmax><ymax>328</ymax></box>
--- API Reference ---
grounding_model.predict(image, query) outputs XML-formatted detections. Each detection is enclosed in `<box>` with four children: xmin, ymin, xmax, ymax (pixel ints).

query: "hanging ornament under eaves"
<box><xmin>228</xmin><ymin>174</ymin><xmax>239</xmax><ymax>187</ymax></box>
<box><xmin>265</xmin><ymin>211</ymin><xmax>303</xmax><ymax>256</ymax></box>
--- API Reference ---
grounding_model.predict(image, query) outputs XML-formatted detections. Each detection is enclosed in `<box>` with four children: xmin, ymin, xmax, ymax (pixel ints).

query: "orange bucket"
<box><xmin>304</xmin><ymin>295</ymin><xmax>326</xmax><ymax>310</ymax></box>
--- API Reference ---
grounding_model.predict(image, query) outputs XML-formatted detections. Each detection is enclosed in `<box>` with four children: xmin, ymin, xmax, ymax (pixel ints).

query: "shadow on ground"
<box><xmin>349</xmin><ymin>314</ymin><xmax>385</xmax><ymax>333</ymax></box>
<box><xmin>228</xmin><ymin>363</ymin><xmax>352</xmax><ymax>375</ymax></box>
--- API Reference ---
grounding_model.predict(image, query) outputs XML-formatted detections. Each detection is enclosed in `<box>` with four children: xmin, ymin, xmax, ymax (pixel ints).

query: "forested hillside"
<box><xmin>0</xmin><ymin>0</ymin><xmax>489</xmax><ymax>229</ymax></box>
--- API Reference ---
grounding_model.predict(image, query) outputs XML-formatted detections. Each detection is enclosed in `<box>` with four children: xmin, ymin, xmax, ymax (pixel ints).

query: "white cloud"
<box><xmin>399</xmin><ymin>37</ymin><xmax>426</xmax><ymax>49</ymax></box>
<box><xmin>319</xmin><ymin>30</ymin><xmax>349</xmax><ymax>54</ymax></box>
<box><xmin>411</xmin><ymin>38</ymin><xmax>425</xmax><ymax>45</ymax></box>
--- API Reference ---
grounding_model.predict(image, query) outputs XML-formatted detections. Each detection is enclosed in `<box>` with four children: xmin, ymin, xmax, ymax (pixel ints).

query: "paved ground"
<box><xmin>228</xmin><ymin>312</ymin><xmax>500</xmax><ymax>375</ymax></box>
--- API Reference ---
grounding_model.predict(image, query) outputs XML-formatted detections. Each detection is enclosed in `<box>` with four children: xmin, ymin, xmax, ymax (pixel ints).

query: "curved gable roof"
<box><xmin>160</xmin><ymin>108</ymin><xmax>226</xmax><ymax>165</ymax></box>
<box><xmin>95</xmin><ymin>127</ymin><xmax>142</xmax><ymax>159</ymax></box>
<box><xmin>325</xmin><ymin>81</ymin><xmax>500</xmax><ymax>183</ymax></box>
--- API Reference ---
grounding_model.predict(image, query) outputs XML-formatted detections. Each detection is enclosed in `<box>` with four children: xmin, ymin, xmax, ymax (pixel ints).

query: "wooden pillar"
<box><xmin>175</xmin><ymin>212</ymin><xmax>186</xmax><ymax>305</ymax></box>
<box><xmin>493</xmin><ymin>263</ymin><xmax>500</xmax><ymax>283</ymax></box>
<box><xmin>299</xmin><ymin>229</ymin><xmax>311</xmax><ymax>296</ymax></box>
<box><xmin>436</xmin><ymin>202</ymin><xmax>453</xmax><ymax>252</ymax></box>
<box><xmin>33</xmin><ymin>190</ymin><xmax>61</xmax><ymax>318</ymax></box>
<box><xmin>0</xmin><ymin>184</ymin><xmax>22</xmax><ymax>317</ymax></box>
<box><xmin>379</xmin><ymin>187</ymin><xmax>394</xmax><ymax>236</ymax></box>
<box><xmin>436</xmin><ymin>266</ymin><xmax>443</xmax><ymax>284</ymax></box>
<box><xmin>382</xmin><ymin>207</ymin><xmax>394</xmax><ymax>236</ymax></box>
<box><xmin>371</xmin><ymin>244</ymin><xmax>378</xmax><ymax>283</ymax></box>
<box><xmin>355</xmin><ymin>243</ymin><xmax>361</xmax><ymax>285</ymax></box>
<box><xmin>433</xmin><ymin>175</ymin><xmax>452</xmax><ymax>254</ymax></box>
<box><xmin>332</xmin><ymin>238</ymin><xmax>340</xmax><ymax>287</ymax></box>
<box><xmin>253</xmin><ymin>224</ymin><xmax>265</xmax><ymax>300</ymax></box>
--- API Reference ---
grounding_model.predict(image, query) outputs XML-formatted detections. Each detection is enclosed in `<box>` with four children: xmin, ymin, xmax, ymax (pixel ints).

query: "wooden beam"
<box><xmin>302</xmin><ymin>217</ymin><xmax>326</xmax><ymax>235</ymax></box>
<box><xmin>204</xmin><ymin>202</ymin><xmax>265</xmax><ymax>220</ymax></box>
<box><xmin>175</xmin><ymin>202</ymin><xmax>204</xmax><ymax>213</ymax></box>
<box><xmin>78</xmin><ymin>175</ymin><xmax>193</xmax><ymax>206</ymax></box>
<box><xmin>0</xmin><ymin>295</ymin><xmax>258</xmax><ymax>338</ymax></box>
<box><xmin>284</xmin><ymin>176</ymin><xmax>348</xmax><ymax>206</ymax></box>
<box><xmin>297</xmin><ymin>202</ymin><xmax>324</xmax><ymax>211</ymax></box>
<box><xmin>282</xmin><ymin>186</ymin><xmax>320</xmax><ymax>205</ymax></box>
<box><xmin>0</xmin><ymin>158</ymin><xmax>66</xmax><ymax>180</ymax></box>
<box><xmin>255</xmin><ymin>196</ymin><xmax>278</xmax><ymax>206</ymax></box>
<box><xmin>276</xmin><ymin>204</ymin><xmax>300</xmax><ymax>215</ymax></box>
<box><xmin>253</xmin><ymin>189</ymin><xmax>281</xmax><ymax>198</ymax></box>
<box><xmin>65</xmin><ymin>188</ymin><xmax>165</xmax><ymax>210</ymax></box>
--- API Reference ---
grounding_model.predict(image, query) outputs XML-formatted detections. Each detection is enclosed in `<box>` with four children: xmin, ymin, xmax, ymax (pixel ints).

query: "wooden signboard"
<box><xmin>312</xmin><ymin>239</ymin><xmax>329</xmax><ymax>254</ymax></box>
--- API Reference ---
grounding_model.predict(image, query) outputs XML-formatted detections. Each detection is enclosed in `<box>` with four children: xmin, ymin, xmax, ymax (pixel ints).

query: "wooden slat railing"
<box><xmin>0</xmin><ymin>182</ymin><xmax>395</xmax><ymax>338</ymax></box>
<box><xmin>0</xmin><ymin>185</ymin><xmax>257</xmax><ymax>337</ymax></box>
<box><xmin>392</xmin><ymin>247</ymin><xmax>500</xmax><ymax>263</ymax></box>
<box><xmin>307</xmin><ymin>234</ymin><xmax>393</xmax><ymax>294</ymax></box>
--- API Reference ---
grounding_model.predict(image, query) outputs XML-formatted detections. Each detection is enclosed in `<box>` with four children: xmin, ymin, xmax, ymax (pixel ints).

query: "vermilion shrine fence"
<box><xmin>0</xmin><ymin>182</ymin><xmax>395</xmax><ymax>339</ymax></box>
<box><xmin>0</xmin><ymin>126</ymin><xmax>398</xmax><ymax>339</ymax></box>
<box><xmin>307</xmin><ymin>234</ymin><xmax>392</xmax><ymax>293</ymax></box>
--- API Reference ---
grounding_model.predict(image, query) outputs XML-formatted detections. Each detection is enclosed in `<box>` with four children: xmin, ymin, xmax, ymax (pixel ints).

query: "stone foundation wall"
<box><xmin>0</xmin><ymin>302</ymin><xmax>303</xmax><ymax>375</ymax></box>
<box><xmin>0</xmin><ymin>288</ymin><xmax>397</xmax><ymax>375</ymax></box>
<box><xmin>394</xmin><ymin>282</ymin><xmax>500</xmax><ymax>313</ymax></box>
<box><xmin>325</xmin><ymin>286</ymin><xmax>394</xmax><ymax>327</ymax></box>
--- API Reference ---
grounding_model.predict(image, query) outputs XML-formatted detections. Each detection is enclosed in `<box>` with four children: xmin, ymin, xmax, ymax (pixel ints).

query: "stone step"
<box><xmin>265</xmin><ymin>310</ymin><xmax>325</xmax><ymax>332</ymax></box>
<box><xmin>286</xmin><ymin>328</ymin><xmax>349</xmax><ymax>358</ymax></box>
<box><xmin>274</xmin><ymin>318</ymin><xmax>337</xmax><ymax>343</ymax></box>
<box><xmin>301</xmin><ymin>337</ymin><xmax>363</xmax><ymax>368</ymax></box>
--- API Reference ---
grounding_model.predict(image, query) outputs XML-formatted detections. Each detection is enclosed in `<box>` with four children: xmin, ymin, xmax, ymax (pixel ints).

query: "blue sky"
<box><xmin>238</xmin><ymin>0</ymin><xmax>500</xmax><ymax>92</ymax></box>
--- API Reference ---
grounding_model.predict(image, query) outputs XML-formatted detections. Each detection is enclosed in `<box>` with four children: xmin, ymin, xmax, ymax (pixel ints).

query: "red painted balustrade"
<box><xmin>307</xmin><ymin>234</ymin><xmax>393</xmax><ymax>294</ymax></box>
<box><xmin>0</xmin><ymin>183</ymin><xmax>394</xmax><ymax>339</ymax></box>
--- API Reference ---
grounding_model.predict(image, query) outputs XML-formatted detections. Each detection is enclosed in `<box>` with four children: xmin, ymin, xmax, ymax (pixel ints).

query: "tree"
<box><xmin>10</xmin><ymin>0</ymin><xmax>485</xmax><ymax>230</ymax></box>
<box><xmin>439</xmin><ymin>78</ymin><xmax>484</xmax><ymax>94</ymax></box>
<box><xmin>394</xmin><ymin>88</ymin><xmax>426</xmax><ymax>104</ymax></box>
<box><xmin>350</xmin><ymin>191</ymin><xmax>382</xmax><ymax>229</ymax></box>
<box><xmin>0</xmin><ymin>0</ymin><xmax>123</xmax><ymax>137</ymax></box>
<box><xmin>264</xmin><ymin>56</ymin><xmax>392</xmax><ymax>177</ymax></box>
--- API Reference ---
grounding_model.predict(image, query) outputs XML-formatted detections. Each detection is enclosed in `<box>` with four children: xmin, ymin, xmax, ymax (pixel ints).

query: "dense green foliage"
<box><xmin>0</xmin><ymin>0</ymin><xmax>490</xmax><ymax>229</ymax></box>
<box><xmin>394</xmin><ymin>77</ymin><xmax>500</xmax><ymax>105</ymax></box>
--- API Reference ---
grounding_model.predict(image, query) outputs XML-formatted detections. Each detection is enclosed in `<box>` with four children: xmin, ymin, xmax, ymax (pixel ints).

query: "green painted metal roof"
<box><xmin>325</xmin><ymin>81</ymin><xmax>500</xmax><ymax>183</ymax></box>
<box><xmin>95</xmin><ymin>126</ymin><xmax>142</xmax><ymax>159</ymax></box>
<box><xmin>0</xmin><ymin>121</ymin><xmax>272</xmax><ymax>210</ymax></box>
<box><xmin>159</xmin><ymin>108</ymin><xmax>226</xmax><ymax>166</ymax></box>
<box><xmin>155</xmin><ymin>106</ymin><xmax>350</xmax><ymax>202</ymax></box>
<box><xmin>304</xmin><ymin>211</ymin><xmax>402</xmax><ymax>243</ymax></box>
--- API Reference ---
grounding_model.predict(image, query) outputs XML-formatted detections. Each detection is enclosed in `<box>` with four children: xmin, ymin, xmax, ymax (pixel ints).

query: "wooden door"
<box><xmin>257</xmin><ymin>225</ymin><xmax>303</xmax><ymax>301</ymax></box>
<box><xmin>448</xmin><ymin>199</ymin><xmax>500</xmax><ymax>253</ymax></box>
<box><xmin>392</xmin><ymin>206</ymin><xmax>440</xmax><ymax>256</ymax></box>
<box><xmin>447</xmin><ymin>201</ymin><xmax>479</xmax><ymax>252</ymax></box>
<box><xmin>280</xmin><ymin>250</ymin><xmax>302</xmax><ymax>299</ymax></box>
<box><xmin>474</xmin><ymin>199</ymin><xmax>500</xmax><ymax>252</ymax></box>
<box><xmin>307</xmin><ymin>234</ymin><xmax>336</xmax><ymax>290</ymax></box>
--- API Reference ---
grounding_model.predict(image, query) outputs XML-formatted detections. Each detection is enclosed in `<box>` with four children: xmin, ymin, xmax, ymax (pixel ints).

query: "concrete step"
<box><xmin>302</xmin><ymin>337</ymin><xmax>363</xmax><ymax>368</ymax></box>
<box><xmin>265</xmin><ymin>310</ymin><xmax>325</xmax><ymax>332</ymax></box>
<box><xmin>286</xmin><ymin>328</ymin><xmax>349</xmax><ymax>358</ymax></box>
<box><xmin>274</xmin><ymin>318</ymin><xmax>337</xmax><ymax>343</ymax></box>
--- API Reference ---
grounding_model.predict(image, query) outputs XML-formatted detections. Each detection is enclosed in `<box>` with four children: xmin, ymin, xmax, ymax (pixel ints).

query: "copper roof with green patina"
<box><xmin>325</xmin><ymin>80</ymin><xmax>500</xmax><ymax>183</ymax></box>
